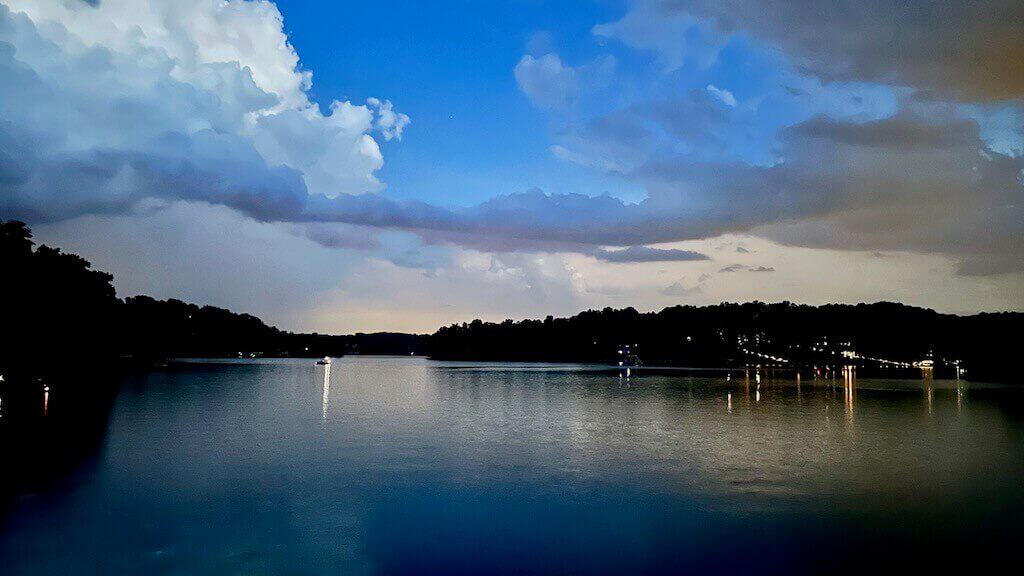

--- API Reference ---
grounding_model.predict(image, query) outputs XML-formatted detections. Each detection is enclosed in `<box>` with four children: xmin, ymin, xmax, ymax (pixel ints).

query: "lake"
<box><xmin>2</xmin><ymin>357</ymin><xmax>1023</xmax><ymax>574</ymax></box>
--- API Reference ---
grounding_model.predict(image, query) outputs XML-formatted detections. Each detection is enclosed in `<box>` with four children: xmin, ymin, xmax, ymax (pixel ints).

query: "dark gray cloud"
<box><xmin>9</xmin><ymin>92</ymin><xmax>1019</xmax><ymax>273</ymax></box>
<box><xmin>387</xmin><ymin>248</ymin><xmax>444</xmax><ymax>272</ymax></box>
<box><xmin>641</xmin><ymin>89</ymin><xmax>732</xmax><ymax>144</ymax></box>
<box><xmin>6</xmin><ymin>28</ymin><xmax>1021</xmax><ymax>276</ymax></box>
<box><xmin>594</xmin><ymin>245</ymin><xmax>709</xmax><ymax>263</ymax></box>
<box><xmin>301</xmin><ymin>224</ymin><xmax>380</xmax><ymax>251</ymax></box>
<box><xmin>636</xmin><ymin>0</ymin><xmax>1024</xmax><ymax>102</ymax></box>
<box><xmin>636</xmin><ymin>110</ymin><xmax>1024</xmax><ymax>274</ymax></box>
<box><xmin>720</xmin><ymin>264</ymin><xmax>774</xmax><ymax>273</ymax></box>
<box><xmin>789</xmin><ymin>113</ymin><xmax>981</xmax><ymax>150</ymax></box>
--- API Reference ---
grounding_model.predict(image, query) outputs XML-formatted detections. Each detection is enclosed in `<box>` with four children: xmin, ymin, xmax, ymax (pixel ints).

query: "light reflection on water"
<box><xmin>320</xmin><ymin>363</ymin><xmax>331</xmax><ymax>421</ymax></box>
<box><xmin>1</xmin><ymin>357</ymin><xmax>1023</xmax><ymax>574</ymax></box>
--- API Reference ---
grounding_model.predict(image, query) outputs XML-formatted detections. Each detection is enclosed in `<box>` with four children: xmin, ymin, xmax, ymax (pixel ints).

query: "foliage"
<box><xmin>430</xmin><ymin>302</ymin><xmax>1020</xmax><ymax>381</ymax></box>
<box><xmin>2</xmin><ymin>219</ymin><xmax>1017</xmax><ymax>382</ymax></box>
<box><xmin>0</xmin><ymin>221</ymin><xmax>426</xmax><ymax>378</ymax></box>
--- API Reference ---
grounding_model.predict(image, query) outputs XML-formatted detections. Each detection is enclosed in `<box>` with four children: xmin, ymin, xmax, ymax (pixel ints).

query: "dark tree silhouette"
<box><xmin>1</xmin><ymin>220</ymin><xmax>1018</xmax><ymax>383</ymax></box>
<box><xmin>2</xmin><ymin>221</ymin><xmax>120</xmax><ymax>377</ymax></box>
<box><xmin>0</xmin><ymin>220</ymin><xmax>426</xmax><ymax>381</ymax></box>
<box><xmin>429</xmin><ymin>302</ymin><xmax>1021</xmax><ymax>382</ymax></box>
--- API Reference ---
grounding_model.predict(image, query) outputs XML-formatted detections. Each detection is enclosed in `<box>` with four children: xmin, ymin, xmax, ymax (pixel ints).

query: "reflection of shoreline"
<box><xmin>0</xmin><ymin>374</ymin><xmax>119</xmax><ymax>507</ymax></box>
<box><xmin>2</xmin><ymin>359</ymin><xmax>1020</xmax><ymax>576</ymax></box>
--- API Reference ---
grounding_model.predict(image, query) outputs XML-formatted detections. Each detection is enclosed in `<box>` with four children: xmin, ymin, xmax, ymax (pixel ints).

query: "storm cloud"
<box><xmin>593</xmin><ymin>245</ymin><xmax>709</xmax><ymax>263</ymax></box>
<box><xmin>2</xmin><ymin>0</ymin><xmax>1023</xmax><ymax>334</ymax></box>
<box><xmin>0</xmin><ymin>0</ymin><xmax>401</xmax><ymax>223</ymax></box>
<box><xmin>297</xmin><ymin>111</ymin><xmax>1024</xmax><ymax>274</ymax></box>
<box><xmin>5</xmin><ymin>0</ymin><xmax>1021</xmax><ymax>274</ymax></box>
<box><xmin>605</xmin><ymin>0</ymin><xmax>1024</xmax><ymax>102</ymax></box>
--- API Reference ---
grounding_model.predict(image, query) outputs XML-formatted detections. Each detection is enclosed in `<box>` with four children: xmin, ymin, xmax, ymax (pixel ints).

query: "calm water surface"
<box><xmin>2</xmin><ymin>357</ymin><xmax>1023</xmax><ymax>574</ymax></box>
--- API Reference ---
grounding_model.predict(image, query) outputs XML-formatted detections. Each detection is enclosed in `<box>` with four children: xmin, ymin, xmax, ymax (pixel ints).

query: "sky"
<box><xmin>2</xmin><ymin>0</ymin><xmax>1023</xmax><ymax>333</ymax></box>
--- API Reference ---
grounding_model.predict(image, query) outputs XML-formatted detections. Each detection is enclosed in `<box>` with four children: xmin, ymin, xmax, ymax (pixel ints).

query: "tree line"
<box><xmin>0</xmin><ymin>220</ymin><xmax>425</xmax><ymax>380</ymax></box>
<box><xmin>431</xmin><ymin>303</ymin><xmax>1020</xmax><ymax>382</ymax></box>
<box><xmin>3</xmin><ymin>219</ymin><xmax>1020</xmax><ymax>383</ymax></box>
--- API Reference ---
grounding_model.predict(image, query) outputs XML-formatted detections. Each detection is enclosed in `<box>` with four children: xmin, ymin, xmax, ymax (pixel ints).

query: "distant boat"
<box><xmin>617</xmin><ymin>344</ymin><xmax>642</xmax><ymax>368</ymax></box>
<box><xmin>316</xmin><ymin>357</ymin><xmax>331</xmax><ymax>365</ymax></box>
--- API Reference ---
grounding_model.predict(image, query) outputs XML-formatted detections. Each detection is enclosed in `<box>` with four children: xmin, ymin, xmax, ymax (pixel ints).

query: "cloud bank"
<box><xmin>2</xmin><ymin>0</ymin><xmax>1023</xmax><ymax>334</ymax></box>
<box><xmin>0</xmin><ymin>0</ymin><xmax>403</xmax><ymax>223</ymax></box>
<box><xmin>660</xmin><ymin>0</ymin><xmax>1024</xmax><ymax>103</ymax></box>
<box><xmin>594</xmin><ymin>245</ymin><xmax>709</xmax><ymax>263</ymax></box>
<box><xmin>4</xmin><ymin>0</ymin><xmax>1021</xmax><ymax>277</ymax></box>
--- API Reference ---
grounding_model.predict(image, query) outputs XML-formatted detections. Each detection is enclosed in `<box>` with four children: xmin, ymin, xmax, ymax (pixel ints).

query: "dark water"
<box><xmin>2</xmin><ymin>357</ymin><xmax>1023</xmax><ymax>574</ymax></box>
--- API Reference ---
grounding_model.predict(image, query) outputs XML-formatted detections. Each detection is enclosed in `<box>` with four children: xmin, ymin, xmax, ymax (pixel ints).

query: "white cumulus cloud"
<box><xmin>0</xmin><ymin>0</ymin><xmax>408</xmax><ymax>222</ymax></box>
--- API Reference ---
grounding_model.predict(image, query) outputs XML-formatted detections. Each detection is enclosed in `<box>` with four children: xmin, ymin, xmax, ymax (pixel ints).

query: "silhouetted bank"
<box><xmin>119</xmin><ymin>295</ymin><xmax>426</xmax><ymax>362</ymax></box>
<box><xmin>430</xmin><ymin>303</ymin><xmax>1021</xmax><ymax>383</ymax></box>
<box><xmin>0</xmin><ymin>220</ymin><xmax>426</xmax><ymax>382</ymax></box>
<box><xmin>0</xmin><ymin>369</ymin><xmax>119</xmax><ymax>507</ymax></box>
<box><xmin>2</xmin><ymin>220</ymin><xmax>1020</xmax><ymax>384</ymax></box>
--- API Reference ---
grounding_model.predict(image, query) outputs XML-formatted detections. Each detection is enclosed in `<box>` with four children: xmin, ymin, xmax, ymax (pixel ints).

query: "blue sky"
<box><xmin>277</xmin><ymin>0</ymin><xmax>625</xmax><ymax>205</ymax></box>
<box><xmin>3</xmin><ymin>0</ymin><xmax>1023</xmax><ymax>331</ymax></box>
<box><xmin>272</xmin><ymin>0</ymin><xmax>907</xmax><ymax>206</ymax></box>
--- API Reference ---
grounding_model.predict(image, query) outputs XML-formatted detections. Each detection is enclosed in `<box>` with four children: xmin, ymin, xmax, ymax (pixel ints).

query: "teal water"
<box><xmin>2</xmin><ymin>357</ymin><xmax>1023</xmax><ymax>574</ymax></box>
